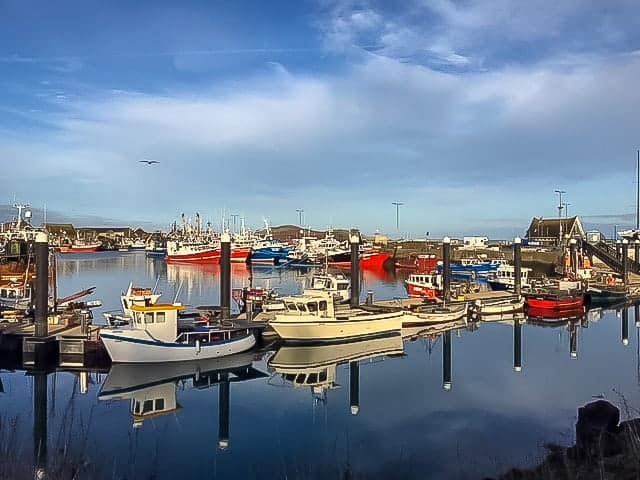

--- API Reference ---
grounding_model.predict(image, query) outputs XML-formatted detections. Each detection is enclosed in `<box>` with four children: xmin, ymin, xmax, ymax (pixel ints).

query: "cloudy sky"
<box><xmin>2</xmin><ymin>0</ymin><xmax>640</xmax><ymax>237</ymax></box>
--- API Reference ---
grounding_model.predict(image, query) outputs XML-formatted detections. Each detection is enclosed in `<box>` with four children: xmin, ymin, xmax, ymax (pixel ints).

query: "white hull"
<box><xmin>403</xmin><ymin>305</ymin><xmax>468</xmax><ymax>326</ymax></box>
<box><xmin>270</xmin><ymin>312</ymin><xmax>402</xmax><ymax>342</ymax></box>
<box><xmin>480</xmin><ymin>298</ymin><xmax>525</xmax><ymax>315</ymax></box>
<box><xmin>100</xmin><ymin>330</ymin><xmax>256</xmax><ymax>363</ymax></box>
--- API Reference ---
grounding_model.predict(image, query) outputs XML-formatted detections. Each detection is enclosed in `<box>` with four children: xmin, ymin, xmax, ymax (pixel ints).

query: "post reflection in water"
<box><xmin>569</xmin><ymin>321</ymin><xmax>578</xmax><ymax>359</ymax></box>
<box><xmin>514</xmin><ymin>318</ymin><xmax>522</xmax><ymax>372</ymax></box>
<box><xmin>622</xmin><ymin>306</ymin><xmax>630</xmax><ymax>346</ymax></box>
<box><xmin>442</xmin><ymin>330</ymin><xmax>452</xmax><ymax>391</ymax></box>
<box><xmin>33</xmin><ymin>372</ymin><xmax>47</xmax><ymax>479</ymax></box>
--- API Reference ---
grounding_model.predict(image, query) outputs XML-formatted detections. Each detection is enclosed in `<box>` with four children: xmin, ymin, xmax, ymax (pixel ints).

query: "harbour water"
<box><xmin>1</xmin><ymin>252</ymin><xmax>640</xmax><ymax>479</ymax></box>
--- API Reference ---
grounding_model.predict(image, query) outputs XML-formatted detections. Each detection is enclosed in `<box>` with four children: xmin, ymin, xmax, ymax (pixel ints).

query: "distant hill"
<box><xmin>0</xmin><ymin>204</ymin><xmax>157</xmax><ymax>229</ymax></box>
<box><xmin>267</xmin><ymin>225</ymin><xmax>354</xmax><ymax>242</ymax></box>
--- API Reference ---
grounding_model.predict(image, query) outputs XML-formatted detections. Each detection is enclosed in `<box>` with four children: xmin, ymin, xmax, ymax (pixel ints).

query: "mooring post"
<box><xmin>246</xmin><ymin>299</ymin><xmax>253</xmax><ymax>322</ymax></box>
<box><xmin>514</xmin><ymin>318</ymin><xmax>522</xmax><ymax>372</ymax></box>
<box><xmin>366</xmin><ymin>290</ymin><xmax>374</xmax><ymax>306</ymax></box>
<box><xmin>350</xmin><ymin>233</ymin><xmax>360</xmax><ymax>308</ymax></box>
<box><xmin>218</xmin><ymin>374</ymin><xmax>230</xmax><ymax>450</ymax></box>
<box><xmin>442</xmin><ymin>237</ymin><xmax>451</xmax><ymax>303</ymax></box>
<box><xmin>513</xmin><ymin>237</ymin><xmax>522</xmax><ymax>297</ymax></box>
<box><xmin>34</xmin><ymin>232</ymin><xmax>49</xmax><ymax>338</ymax></box>
<box><xmin>635</xmin><ymin>303</ymin><xmax>640</xmax><ymax>328</ymax></box>
<box><xmin>569</xmin><ymin>323</ymin><xmax>578</xmax><ymax>359</ymax></box>
<box><xmin>622</xmin><ymin>239</ymin><xmax>629</xmax><ymax>287</ymax></box>
<box><xmin>33</xmin><ymin>372</ymin><xmax>47</xmax><ymax>476</ymax></box>
<box><xmin>442</xmin><ymin>330</ymin><xmax>452</xmax><ymax>390</ymax></box>
<box><xmin>220</xmin><ymin>233</ymin><xmax>231</xmax><ymax>320</ymax></box>
<box><xmin>635</xmin><ymin>240</ymin><xmax>640</xmax><ymax>270</ymax></box>
<box><xmin>622</xmin><ymin>306</ymin><xmax>629</xmax><ymax>346</ymax></box>
<box><xmin>349</xmin><ymin>361</ymin><xmax>360</xmax><ymax>415</ymax></box>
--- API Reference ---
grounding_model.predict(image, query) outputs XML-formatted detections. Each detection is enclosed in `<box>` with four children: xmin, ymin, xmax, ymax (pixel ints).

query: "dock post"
<box><xmin>34</xmin><ymin>232</ymin><xmax>49</xmax><ymax>338</ymax></box>
<box><xmin>220</xmin><ymin>233</ymin><xmax>231</xmax><ymax>320</ymax></box>
<box><xmin>442</xmin><ymin>237</ymin><xmax>451</xmax><ymax>303</ymax></box>
<box><xmin>366</xmin><ymin>290</ymin><xmax>374</xmax><ymax>306</ymax></box>
<box><xmin>569</xmin><ymin>238</ymin><xmax>577</xmax><ymax>277</ymax></box>
<box><xmin>513</xmin><ymin>237</ymin><xmax>522</xmax><ymax>297</ymax></box>
<box><xmin>622</xmin><ymin>239</ymin><xmax>629</xmax><ymax>287</ymax></box>
<box><xmin>246</xmin><ymin>299</ymin><xmax>253</xmax><ymax>322</ymax></box>
<box><xmin>350</xmin><ymin>233</ymin><xmax>360</xmax><ymax>308</ymax></box>
<box><xmin>33</xmin><ymin>372</ymin><xmax>47</xmax><ymax>476</ymax></box>
<box><xmin>218</xmin><ymin>374</ymin><xmax>230</xmax><ymax>450</ymax></box>
<box><xmin>442</xmin><ymin>330</ymin><xmax>452</xmax><ymax>390</ymax></box>
<box><xmin>635</xmin><ymin>303</ymin><xmax>640</xmax><ymax>328</ymax></box>
<box><xmin>569</xmin><ymin>322</ymin><xmax>578</xmax><ymax>359</ymax></box>
<box><xmin>514</xmin><ymin>318</ymin><xmax>522</xmax><ymax>372</ymax></box>
<box><xmin>622</xmin><ymin>306</ymin><xmax>629</xmax><ymax>346</ymax></box>
<box><xmin>349</xmin><ymin>361</ymin><xmax>360</xmax><ymax>415</ymax></box>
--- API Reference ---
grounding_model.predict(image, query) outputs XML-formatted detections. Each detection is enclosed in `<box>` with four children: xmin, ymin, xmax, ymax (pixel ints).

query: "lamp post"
<box><xmin>296</xmin><ymin>209</ymin><xmax>304</xmax><ymax>226</ymax></box>
<box><xmin>555</xmin><ymin>190</ymin><xmax>566</xmax><ymax>246</ymax></box>
<box><xmin>391</xmin><ymin>202</ymin><xmax>404</xmax><ymax>235</ymax></box>
<box><xmin>564</xmin><ymin>203</ymin><xmax>571</xmax><ymax>218</ymax></box>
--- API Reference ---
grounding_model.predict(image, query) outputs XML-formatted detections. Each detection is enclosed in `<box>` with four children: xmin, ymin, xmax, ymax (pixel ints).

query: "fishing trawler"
<box><xmin>405</xmin><ymin>272</ymin><xmax>443</xmax><ymax>299</ymax></box>
<box><xmin>99</xmin><ymin>303</ymin><xmax>256</xmax><ymax>363</ymax></box>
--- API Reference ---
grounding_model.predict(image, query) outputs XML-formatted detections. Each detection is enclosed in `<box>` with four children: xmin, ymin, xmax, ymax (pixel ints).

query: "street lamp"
<box><xmin>555</xmin><ymin>190</ymin><xmax>566</xmax><ymax>246</ymax></box>
<box><xmin>563</xmin><ymin>203</ymin><xmax>571</xmax><ymax>218</ymax></box>
<box><xmin>392</xmin><ymin>202</ymin><xmax>404</xmax><ymax>234</ymax></box>
<box><xmin>296</xmin><ymin>209</ymin><xmax>304</xmax><ymax>226</ymax></box>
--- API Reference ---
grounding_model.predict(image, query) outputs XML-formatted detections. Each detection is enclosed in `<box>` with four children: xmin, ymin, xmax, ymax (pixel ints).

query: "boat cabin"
<box><xmin>492</xmin><ymin>265</ymin><xmax>531</xmax><ymax>283</ymax></box>
<box><xmin>305</xmin><ymin>273</ymin><xmax>350</xmax><ymax>302</ymax></box>
<box><xmin>0</xmin><ymin>282</ymin><xmax>32</xmax><ymax>309</ymax></box>
<box><xmin>130</xmin><ymin>304</ymin><xmax>184</xmax><ymax>342</ymax></box>
<box><xmin>407</xmin><ymin>273</ymin><xmax>442</xmax><ymax>289</ymax></box>
<box><xmin>279</xmin><ymin>291</ymin><xmax>336</xmax><ymax>318</ymax></box>
<box><xmin>121</xmin><ymin>283</ymin><xmax>162</xmax><ymax>318</ymax></box>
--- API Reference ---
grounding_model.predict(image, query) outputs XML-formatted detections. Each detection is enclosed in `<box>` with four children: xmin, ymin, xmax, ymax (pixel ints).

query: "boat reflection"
<box><xmin>268</xmin><ymin>334</ymin><xmax>404</xmax><ymax>412</ymax></box>
<box><xmin>99</xmin><ymin>352</ymin><xmax>267</xmax><ymax>448</ymax></box>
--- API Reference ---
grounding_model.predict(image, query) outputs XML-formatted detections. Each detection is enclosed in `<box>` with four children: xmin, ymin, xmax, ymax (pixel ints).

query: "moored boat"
<box><xmin>404</xmin><ymin>303</ymin><xmax>468</xmax><ymax>326</ymax></box>
<box><xmin>59</xmin><ymin>241</ymin><xmax>102</xmax><ymax>253</ymax></box>
<box><xmin>100</xmin><ymin>303</ymin><xmax>256</xmax><ymax>363</ymax></box>
<box><xmin>269</xmin><ymin>291</ymin><xmax>403</xmax><ymax>343</ymax></box>
<box><xmin>404</xmin><ymin>272</ymin><xmax>442</xmax><ymax>299</ymax></box>
<box><xmin>525</xmin><ymin>291</ymin><xmax>584</xmax><ymax>312</ymax></box>
<box><xmin>479</xmin><ymin>297</ymin><xmax>525</xmax><ymax>315</ymax></box>
<box><xmin>487</xmin><ymin>264</ymin><xmax>532</xmax><ymax>291</ymax></box>
<box><xmin>585</xmin><ymin>286</ymin><xmax>627</xmax><ymax>307</ymax></box>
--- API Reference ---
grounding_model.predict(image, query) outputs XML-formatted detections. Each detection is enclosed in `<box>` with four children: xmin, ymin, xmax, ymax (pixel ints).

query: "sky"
<box><xmin>2</xmin><ymin>0</ymin><xmax>640</xmax><ymax>237</ymax></box>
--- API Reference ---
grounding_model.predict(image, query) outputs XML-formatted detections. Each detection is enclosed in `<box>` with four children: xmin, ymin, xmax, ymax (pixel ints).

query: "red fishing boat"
<box><xmin>395</xmin><ymin>254</ymin><xmax>441</xmax><ymax>272</ymax></box>
<box><xmin>404</xmin><ymin>273</ymin><xmax>442</xmax><ymax>299</ymax></box>
<box><xmin>166</xmin><ymin>241</ymin><xmax>251</xmax><ymax>264</ymax></box>
<box><xmin>525</xmin><ymin>292</ymin><xmax>584</xmax><ymax>312</ymax></box>
<box><xmin>58</xmin><ymin>241</ymin><xmax>102</xmax><ymax>253</ymax></box>
<box><xmin>327</xmin><ymin>251</ymin><xmax>391</xmax><ymax>269</ymax></box>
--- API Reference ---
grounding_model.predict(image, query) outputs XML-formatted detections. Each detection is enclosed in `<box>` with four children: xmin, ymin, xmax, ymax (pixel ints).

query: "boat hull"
<box><xmin>100</xmin><ymin>330</ymin><xmax>256</xmax><ymax>363</ymax></box>
<box><xmin>328</xmin><ymin>252</ymin><xmax>392</xmax><ymax>270</ymax></box>
<box><xmin>269</xmin><ymin>313</ymin><xmax>402</xmax><ymax>343</ymax></box>
<box><xmin>403</xmin><ymin>305</ymin><xmax>467</xmax><ymax>326</ymax></box>
<box><xmin>59</xmin><ymin>244</ymin><xmax>102</xmax><ymax>253</ymax></box>
<box><xmin>480</xmin><ymin>298</ymin><xmax>525</xmax><ymax>315</ymax></box>
<box><xmin>525</xmin><ymin>296</ymin><xmax>584</xmax><ymax>311</ymax></box>
<box><xmin>405</xmin><ymin>281</ymin><xmax>440</xmax><ymax>299</ymax></box>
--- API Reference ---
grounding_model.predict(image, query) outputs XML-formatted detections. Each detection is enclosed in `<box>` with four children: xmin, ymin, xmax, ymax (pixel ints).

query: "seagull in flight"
<box><xmin>139</xmin><ymin>159</ymin><xmax>160</xmax><ymax>165</ymax></box>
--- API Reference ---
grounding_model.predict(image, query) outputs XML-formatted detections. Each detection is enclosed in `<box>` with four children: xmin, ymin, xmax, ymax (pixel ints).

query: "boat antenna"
<box><xmin>173</xmin><ymin>280</ymin><xmax>183</xmax><ymax>304</ymax></box>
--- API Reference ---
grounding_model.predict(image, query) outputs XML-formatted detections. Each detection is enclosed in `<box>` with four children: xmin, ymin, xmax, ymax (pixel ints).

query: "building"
<box><xmin>525</xmin><ymin>216</ymin><xmax>585</xmax><ymax>246</ymax></box>
<box><xmin>461</xmin><ymin>236</ymin><xmax>489</xmax><ymax>249</ymax></box>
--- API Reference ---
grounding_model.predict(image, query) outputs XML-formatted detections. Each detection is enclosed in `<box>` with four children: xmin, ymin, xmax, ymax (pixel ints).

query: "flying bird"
<box><xmin>139</xmin><ymin>159</ymin><xmax>160</xmax><ymax>165</ymax></box>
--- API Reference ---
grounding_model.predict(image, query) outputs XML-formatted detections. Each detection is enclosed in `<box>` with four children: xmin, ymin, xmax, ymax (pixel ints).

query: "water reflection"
<box><xmin>268</xmin><ymin>334</ymin><xmax>404</xmax><ymax>411</ymax></box>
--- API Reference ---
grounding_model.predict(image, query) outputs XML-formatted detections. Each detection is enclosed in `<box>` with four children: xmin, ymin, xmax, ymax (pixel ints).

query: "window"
<box><xmin>142</xmin><ymin>399</ymin><xmax>153</xmax><ymax>414</ymax></box>
<box><xmin>122</xmin><ymin>299</ymin><xmax>128</xmax><ymax>309</ymax></box>
<box><xmin>297</xmin><ymin>303</ymin><xmax>307</xmax><ymax>312</ymax></box>
<box><xmin>307</xmin><ymin>373</ymin><xmax>318</xmax><ymax>383</ymax></box>
<box><xmin>287</xmin><ymin>303</ymin><xmax>297</xmax><ymax>311</ymax></box>
<box><xmin>155</xmin><ymin>398</ymin><xmax>165</xmax><ymax>410</ymax></box>
<box><xmin>338</xmin><ymin>283</ymin><xmax>348</xmax><ymax>290</ymax></box>
<box><xmin>319</xmin><ymin>301</ymin><xmax>327</xmax><ymax>311</ymax></box>
<box><xmin>319</xmin><ymin>370</ymin><xmax>328</xmax><ymax>382</ymax></box>
<box><xmin>134</xmin><ymin>401</ymin><xmax>141</xmax><ymax>414</ymax></box>
<box><xmin>307</xmin><ymin>302</ymin><xmax>318</xmax><ymax>312</ymax></box>
<box><xmin>156</xmin><ymin>312</ymin><xmax>166</xmax><ymax>323</ymax></box>
<box><xmin>7</xmin><ymin>290</ymin><xmax>15</xmax><ymax>299</ymax></box>
<box><xmin>0</xmin><ymin>289</ymin><xmax>5</xmax><ymax>297</ymax></box>
<box><xmin>145</xmin><ymin>312</ymin><xmax>154</xmax><ymax>324</ymax></box>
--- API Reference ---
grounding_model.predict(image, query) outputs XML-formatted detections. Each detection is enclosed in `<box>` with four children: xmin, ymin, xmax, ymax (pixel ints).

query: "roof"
<box><xmin>526</xmin><ymin>216</ymin><xmax>585</xmax><ymax>239</ymax></box>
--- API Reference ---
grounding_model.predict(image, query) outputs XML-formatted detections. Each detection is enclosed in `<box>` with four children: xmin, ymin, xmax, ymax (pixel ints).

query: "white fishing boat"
<box><xmin>304</xmin><ymin>272</ymin><xmax>350</xmax><ymax>303</ymax></box>
<box><xmin>100</xmin><ymin>303</ymin><xmax>256</xmax><ymax>363</ymax></box>
<box><xmin>0</xmin><ymin>281</ymin><xmax>31</xmax><ymax>310</ymax></box>
<box><xmin>487</xmin><ymin>264</ymin><xmax>532</xmax><ymax>291</ymax></box>
<box><xmin>269</xmin><ymin>291</ymin><xmax>403</xmax><ymax>342</ymax></box>
<box><xmin>403</xmin><ymin>303</ymin><xmax>468</xmax><ymax>326</ymax></box>
<box><xmin>102</xmin><ymin>282</ymin><xmax>162</xmax><ymax>325</ymax></box>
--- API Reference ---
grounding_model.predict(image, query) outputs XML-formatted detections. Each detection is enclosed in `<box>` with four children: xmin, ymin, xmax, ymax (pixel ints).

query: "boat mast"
<box><xmin>636</xmin><ymin>149</ymin><xmax>639</xmax><ymax>230</ymax></box>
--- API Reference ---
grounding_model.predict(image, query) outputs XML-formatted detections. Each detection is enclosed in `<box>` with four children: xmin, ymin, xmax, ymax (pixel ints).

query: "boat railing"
<box><xmin>176</xmin><ymin>328</ymin><xmax>248</xmax><ymax>344</ymax></box>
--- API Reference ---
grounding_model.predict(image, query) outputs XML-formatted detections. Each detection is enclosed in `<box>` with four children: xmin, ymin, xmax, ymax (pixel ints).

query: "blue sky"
<box><xmin>2</xmin><ymin>0</ymin><xmax>640</xmax><ymax>237</ymax></box>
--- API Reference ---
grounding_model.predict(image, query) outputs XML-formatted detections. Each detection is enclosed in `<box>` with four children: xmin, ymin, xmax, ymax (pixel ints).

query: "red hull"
<box><xmin>405</xmin><ymin>282</ymin><xmax>440</xmax><ymax>299</ymax></box>
<box><xmin>59</xmin><ymin>245</ymin><xmax>102</xmax><ymax>253</ymax></box>
<box><xmin>328</xmin><ymin>252</ymin><xmax>391</xmax><ymax>270</ymax></box>
<box><xmin>525</xmin><ymin>295</ymin><xmax>584</xmax><ymax>311</ymax></box>
<box><xmin>166</xmin><ymin>247</ymin><xmax>251</xmax><ymax>264</ymax></box>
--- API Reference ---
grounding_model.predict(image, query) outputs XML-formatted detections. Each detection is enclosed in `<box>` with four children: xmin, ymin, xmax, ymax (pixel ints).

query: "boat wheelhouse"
<box><xmin>0</xmin><ymin>282</ymin><xmax>32</xmax><ymax>310</ymax></box>
<box><xmin>487</xmin><ymin>264</ymin><xmax>532</xmax><ymax>291</ymax></box>
<box><xmin>405</xmin><ymin>273</ymin><xmax>442</xmax><ymax>299</ymax></box>
<box><xmin>270</xmin><ymin>291</ymin><xmax>403</xmax><ymax>342</ymax></box>
<box><xmin>103</xmin><ymin>282</ymin><xmax>162</xmax><ymax>325</ymax></box>
<box><xmin>304</xmin><ymin>273</ymin><xmax>350</xmax><ymax>303</ymax></box>
<box><xmin>100</xmin><ymin>303</ymin><xmax>256</xmax><ymax>363</ymax></box>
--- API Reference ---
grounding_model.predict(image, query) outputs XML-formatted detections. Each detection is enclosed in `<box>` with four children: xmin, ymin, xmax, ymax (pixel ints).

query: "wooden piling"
<box><xmin>350</xmin><ymin>233</ymin><xmax>360</xmax><ymax>308</ymax></box>
<box><xmin>220</xmin><ymin>233</ymin><xmax>231</xmax><ymax>320</ymax></box>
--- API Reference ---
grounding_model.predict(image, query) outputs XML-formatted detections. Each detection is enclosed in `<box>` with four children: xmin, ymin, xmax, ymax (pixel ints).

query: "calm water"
<box><xmin>1</xmin><ymin>251</ymin><xmax>640</xmax><ymax>479</ymax></box>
